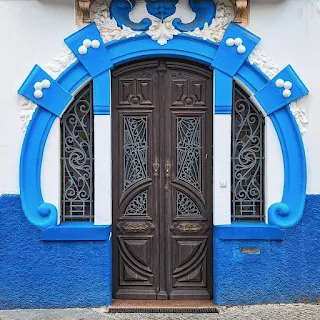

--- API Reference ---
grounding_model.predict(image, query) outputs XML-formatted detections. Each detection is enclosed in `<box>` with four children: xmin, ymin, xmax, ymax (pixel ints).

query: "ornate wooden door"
<box><xmin>112</xmin><ymin>59</ymin><xmax>213</xmax><ymax>300</ymax></box>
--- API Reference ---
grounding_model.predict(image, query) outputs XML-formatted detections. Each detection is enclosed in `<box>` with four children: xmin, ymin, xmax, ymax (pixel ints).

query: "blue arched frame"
<box><xmin>18</xmin><ymin>22</ymin><xmax>308</xmax><ymax>241</ymax></box>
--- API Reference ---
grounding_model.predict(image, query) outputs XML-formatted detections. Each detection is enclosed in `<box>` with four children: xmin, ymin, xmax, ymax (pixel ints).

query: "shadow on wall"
<box><xmin>214</xmin><ymin>195</ymin><xmax>320</xmax><ymax>305</ymax></box>
<box><xmin>0</xmin><ymin>195</ymin><xmax>112</xmax><ymax>309</ymax></box>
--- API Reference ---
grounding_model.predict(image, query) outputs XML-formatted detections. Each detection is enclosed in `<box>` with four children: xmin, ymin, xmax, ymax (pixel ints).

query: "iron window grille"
<box><xmin>60</xmin><ymin>81</ymin><xmax>94</xmax><ymax>222</ymax></box>
<box><xmin>231</xmin><ymin>83</ymin><xmax>265</xmax><ymax>222</ymax></box>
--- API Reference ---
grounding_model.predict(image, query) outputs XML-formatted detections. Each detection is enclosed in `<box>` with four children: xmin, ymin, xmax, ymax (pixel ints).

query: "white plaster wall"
<box><xmin>250</xmin><ymin>0</ymin><xmax>320</xmax><ymax>194</ymax></box>
<box><xmin>0</xmin><ymin>0</ymin><xmax>76</xmax><ymax>194</ymax></box>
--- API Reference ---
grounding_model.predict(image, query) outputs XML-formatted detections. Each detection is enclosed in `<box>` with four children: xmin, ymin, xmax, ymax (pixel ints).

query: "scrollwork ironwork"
<box><xmin>176</xmin><ymin>117</ymin><xmax>201</xmax><ymax>191</ymax></box>
<box><xmin>177</xmin><ymin>191</ymin><xmax>200</xmax><ymax>216</ymax></box>
<box><xmin>125</xmin><ymin>191</ymin><xmax>148</xmax><ymax>216</ymax></box>
<box><xmin>61</xmin><ymin>82</ymin><xmax>94</xmax><ymax>222</ymax></box>
<box><xmin>231</xmin><ymin>84</ymin><xmax>265</xmax><ymax>222</ymax></box>
<box><xmin>124</xmin><ymin>117</ymin><xmax>148</xmax><ymax>190</ymax></box>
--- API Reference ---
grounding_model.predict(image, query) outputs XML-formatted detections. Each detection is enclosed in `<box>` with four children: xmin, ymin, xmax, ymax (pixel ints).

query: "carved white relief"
<box><xmin>249</xmin><ymin>48</ymin><xmax>308</xmax><ymax>134</ymax></box>
<box><xmin>20</xmin><ymin>0</ymin><xmax>307</xmax><ymax>134</ymax></box>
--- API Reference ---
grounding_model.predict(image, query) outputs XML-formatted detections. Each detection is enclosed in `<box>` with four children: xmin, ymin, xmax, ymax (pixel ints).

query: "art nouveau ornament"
<box><xmin>110</xmin><ymin>0</ymin><xmax>216</xmax><ymax>45</ymax></box>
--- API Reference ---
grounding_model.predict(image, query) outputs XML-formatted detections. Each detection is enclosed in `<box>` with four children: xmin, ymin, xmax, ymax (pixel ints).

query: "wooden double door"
<box><xmin>112</xmin><ymin>59</ymin><xmax>213</xmax><ymax>300</ymax></box>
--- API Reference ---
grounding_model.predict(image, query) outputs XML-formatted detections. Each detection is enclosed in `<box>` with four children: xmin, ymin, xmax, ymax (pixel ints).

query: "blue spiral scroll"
<box><xmin>173</xmin><ymin>0</ymin><xmax>216</xmax><ymax>32</ymax></box>
<box><xmin>110</xmin><ymin>0</ymin><xmax>152</xmax><ymax>31</ymax></box>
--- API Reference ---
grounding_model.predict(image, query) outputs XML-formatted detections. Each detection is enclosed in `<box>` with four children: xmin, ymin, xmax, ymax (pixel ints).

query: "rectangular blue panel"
<box><xmin>214</xmin><ymin>69</ymin><xmax>232</xmax><ymax>114</ymax></box>
<box><xmin>64</xmin><ymin>23</ymin><xmax>113</xmax><ymax>77</ymax></box>
<box><xmin>93</xmin><ymin>70</ymin><xmax>111</xmax><ymax>115</ymax></box>
<box><xmin>211</xmin><ymin>22</ymin><xmax>260</xmax><ymax>76</ymax></box>
<box><xmin>18</xmin><ymin>65</ymin><xmax>72</xmax><ymax>117</ymax></box>
<box><xmin>42</xmin><ymin>223</ymin><xmax>111</xmax><ymax>241</ymax></box>
<box><xmin>254</xmin><ymin>65</ymin><xmax>309</xmax><ymax>115</ymax></box>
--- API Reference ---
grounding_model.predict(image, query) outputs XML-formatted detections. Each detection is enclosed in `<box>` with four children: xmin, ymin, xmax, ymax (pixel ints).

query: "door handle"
<box><xmin>165</xmin><ymin>160</ymin><xmax>171</xmax><ymax>178</ymax></box>
<box><xmin>153</xmin><ymin>158</ymin><xmax>160</xmax><ymax>177</ymax></box>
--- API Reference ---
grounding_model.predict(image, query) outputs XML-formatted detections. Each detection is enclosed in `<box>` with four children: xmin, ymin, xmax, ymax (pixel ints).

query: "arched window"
<box><xmin>60</xmin><ymin>81</ymin><xmax>94</xmax><ymax>222</ymax></box>
<box><xmin>231</xmin><ymin>84</ymin><xmax>265</xmax><ymax>222</ymax></box>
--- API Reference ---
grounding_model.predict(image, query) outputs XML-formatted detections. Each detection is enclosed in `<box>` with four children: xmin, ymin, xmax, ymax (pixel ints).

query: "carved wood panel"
<box><xmin>112</xmin><ymin>59</ymin><xmax>212</xmax><ymax>300</ymax></box>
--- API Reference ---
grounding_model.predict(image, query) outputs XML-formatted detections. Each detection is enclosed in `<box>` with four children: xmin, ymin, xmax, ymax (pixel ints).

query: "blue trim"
<box><xmin>110</xmin><ymin>0</ymin><xmax>152</xmax><ymax>31</ymax></box>
<box><xmin>214</xmin><ymin>69</ymin><xmax>232</xmax><ymax>114</ymax></box>
<box><xmin>173</xmin><ymin>0</ymin><xmax>216</xmax><ymax>32</ymax></box>
<box><xmin>64</xmin><ymin>23</ymin><xmax>113</xmax><ymax>77</ymax></box>
<box><xmin>215</xmin><ymin>223</ymin><xmax>284</xmax><ymax>241</ymax></box>
<box><xmin>211</xmin><ymin>22</ymin><xmax>260</xmax><ymax>76</ymax></box>
<box><xmin>42</xmin><ymin>223</ymin><xmax>112</xmax><ymax>241</ymax></box>
<box><xmin>254</xmin><ymin>65</ymin><xmax>309</xmax><ymax>115</ymax></box>
<box><xmin>18</xmin><ymin>65</ymin><xmax>72</xmax><ymax>117</ymax></box>
<box><xmin>18</xmin><ymin>25</ymin><xmax>308</xmax><ymax>231</ymax></box>
<box><xmin>93</xmin><ymin>70</ymin><xmax>111</xmax><ymax>115</ymax></box>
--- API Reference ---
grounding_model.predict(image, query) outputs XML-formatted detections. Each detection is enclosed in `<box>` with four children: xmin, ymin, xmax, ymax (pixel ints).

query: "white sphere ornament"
<box><xmin>284</xmin><ymin>81</ymin><xmax>292</xmax><ymax>90</ymax></box>
<box><xmin>91</xmin><ymin>39</ymin><xmax>100</xmax><ymax>49</ymax></box>
<box><xmin>78</xmin><ymin>45</ymin><xmax>88</xmax><ymax>55</ymax></box>
<box><xmin>41</xmin><ymin>79</ymin><xmax>51</xmax><ymax>89</ymax></box>
<box><xmin>234</xmin><ymin>37</ymin><xmax>243</xmax><ymax>46</ymax></box>
<box><xmin>34</xmin><ymin>90</ymin><xmax>43</xmax><ymax>99</ymax></box>
<box><xmin>237</xmin><ymin>45</ymin><xmax>246</xmax><ymax>54</ymax></box>
<box><xmin>283</xmin><ymin>89</ymin><xmax>292</xmax><ymax>98</ymax></box>
<box><xmin>226</xmin><ymin>38</ymin><xmax>235</xmax><ymax>47</ymax></box>
<box><xmin>34</xmin><ymin>82</ymin><xmax>42</xmax><ymax>90</ymax></box>
<box><xmin>275</xmin><ymin>79</ymin><xmax>285</xmax><ymax>88</ymax></box>
<box><xmin>83</xmin><ymin>39</ymin><xmax>92</xmax><ymax>48</ymax></box>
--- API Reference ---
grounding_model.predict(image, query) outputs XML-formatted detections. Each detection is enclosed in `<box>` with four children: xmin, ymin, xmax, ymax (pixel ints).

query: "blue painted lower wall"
<box><xmin>1</xmin><ymin>194</ymin><xmax>319</xmax><ymax>308</ymax></box>
<box><xmin>0</xmin><ymin>195</ymin><xmax>112</xmax><ymax>309</ymax></box>
<box><xmin>214</xmin><ymin>194</ymin><xmax>320</xmax><ymax>305</ymax></box>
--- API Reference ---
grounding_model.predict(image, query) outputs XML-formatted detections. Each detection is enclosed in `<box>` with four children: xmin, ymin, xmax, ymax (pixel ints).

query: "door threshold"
<box><xmin>108</xmin><ymin>300</ymin><xmax>219</xmax><ymax>313</ymax></box>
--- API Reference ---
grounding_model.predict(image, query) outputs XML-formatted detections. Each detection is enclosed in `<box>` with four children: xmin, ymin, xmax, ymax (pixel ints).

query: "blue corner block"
<box><xmin>64</xmin><ymin>23</ymin><xmax>113</xmax><ymax>77</ymax></box>
<box><xmin>93</xmin><ymin>70</ymin><xmax>111</xmax><ymax>115</ymax></box>
<box><xmin>18</xmin><ymin>65</ymin><xmax>72</xmax><ymax>117</ymax></box>
<box><xmin>254</xmin><ymin>65</ymin><xmax>309</xmax><ymax>115</ymax></box>
<box><xmin>211</xmin><ymin>22</ymin><xmax>260</xmax><ymax>76</ymax></box>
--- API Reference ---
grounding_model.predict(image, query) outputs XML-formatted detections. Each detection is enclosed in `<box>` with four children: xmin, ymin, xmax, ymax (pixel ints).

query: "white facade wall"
<box><xmin>0</xmin><ymin>0</ymin><xmax>319</xmax><ymax>199</ymax></box>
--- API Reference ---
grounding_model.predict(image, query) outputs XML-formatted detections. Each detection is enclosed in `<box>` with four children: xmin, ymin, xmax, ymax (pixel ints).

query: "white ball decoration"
<box><xmin>41</xmin><ymin>79</ymin><xmax>51</xmax><ymax>89</ymax></box>
<box><xmin>234</xmin><ymin>37</ymin><xmax>243</xmax><ymax>46</ymax></box>
<box><xmin>284</xmin><ymin>81</ymin><xmax>292</xmax><ymax>90</ymax></box>
<box><xmin>83</xmin><ymin>39</ymin><xmax>92</xmax><ymax>48</ymax></box>
<box><xmin>226</xmin><ymin>38</ymin><xmax>235</xmax><ymax>47</ymax></box>
<box><xmin>275</xmin><ymin>79</ymin><xmax>285</xmax><ymax>88</ymax></box>
<box><xmin>283</xmin><ymin>89</ymin><xmax>292</xmax><ymax>98</ymax></box>
<box><xmin>34</xmin><ymin>90</ymin><xmax>43</xmax><ymax>99</ymax></box>
<box><xmin>237</xmin><ymin>45</ymin><xmax>246</xmax><ymax>54</ymax></box>
<box><xmin>34</xmin><ymin>82</ymin><xmax>42</xmax><ymax>90</ymax></box>
<box><xmin>91</xmin><ymin>39</ymin><xmax>100</xmax><ymax>49</ymax></box>
<box><xmin>78</xmin><ymin>45</ymin><xmax>88</xmax><ymax>55</ymax></box>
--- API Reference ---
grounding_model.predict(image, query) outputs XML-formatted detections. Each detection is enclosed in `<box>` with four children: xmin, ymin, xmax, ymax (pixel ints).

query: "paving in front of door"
<box><xmin>0</xmin><ymin>304</ymin><xmax>319</xmax><ymax>320</ymax></box>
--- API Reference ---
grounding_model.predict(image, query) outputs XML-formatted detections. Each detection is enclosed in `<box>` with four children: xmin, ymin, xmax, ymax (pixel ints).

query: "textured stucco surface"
<box><xmin>214</xmin><ymin>195</ymin><xmax>320</xmax><ymax>305</ymax></box>
<box><xmin>0</xmin><ymin>195</ymin><xmax>112</xmax><ymax>309</ymax></box>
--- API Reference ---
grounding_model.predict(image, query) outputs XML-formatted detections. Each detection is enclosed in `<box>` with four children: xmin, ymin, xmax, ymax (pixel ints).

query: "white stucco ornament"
<box><xmin>283</xmin><ymin>89</ymin><xmax>292</xmax><ymax>98</ymax></box>
<box><xmin>275</xmin><ymin>78</ymin><xmax>293</xmax><ymax>98</ymax></box>
<box><xmin>32</xmin><ymin>79</ymin><xmax>51</xmax><ymax>99</ymax></box>
<box><xmin>226</xmin><ymin>36</ymin><xmax>246</xmax><ymax>54</ymax></box>
<box><xmin>78</xmin><ymin>39</ymin><xmax>101</xmax><ymax>54</ymax></box>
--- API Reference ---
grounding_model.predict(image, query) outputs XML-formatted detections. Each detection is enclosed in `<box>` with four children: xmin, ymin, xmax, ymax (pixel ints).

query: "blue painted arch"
<box><xmin>19</xmin><ymin>32</ymin><xmax>307</xmax><ymax>232</ymax></box>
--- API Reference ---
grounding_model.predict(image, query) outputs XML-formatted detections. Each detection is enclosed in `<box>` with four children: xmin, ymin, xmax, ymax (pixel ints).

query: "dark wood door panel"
<box><xmin>112</xmin><ymin>59</ymin><xmax>213</xmax><ymax>300</ymax></box>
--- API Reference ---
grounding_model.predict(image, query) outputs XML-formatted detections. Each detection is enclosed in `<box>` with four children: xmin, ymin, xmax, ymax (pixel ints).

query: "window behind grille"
<box><xmin>61</xmin><ymin>82</ymin><xmax>94</xmax><ymax>222</ymax></box>
<box><xmin>231</xmin><ymin>83</ymin><xmax>265</xmax><ymax>222</ymax></box>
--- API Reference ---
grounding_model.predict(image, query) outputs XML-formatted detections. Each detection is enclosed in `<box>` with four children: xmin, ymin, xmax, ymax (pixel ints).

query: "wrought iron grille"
<box><xmin>61</xmin><ymin>82</ymin><xmax>94</xmax><ymax>222</ymax></box>
<box><xmin>231</xmin><ymin>84</ymin><xmax>265</xmax><ymax>222</ymax></box>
